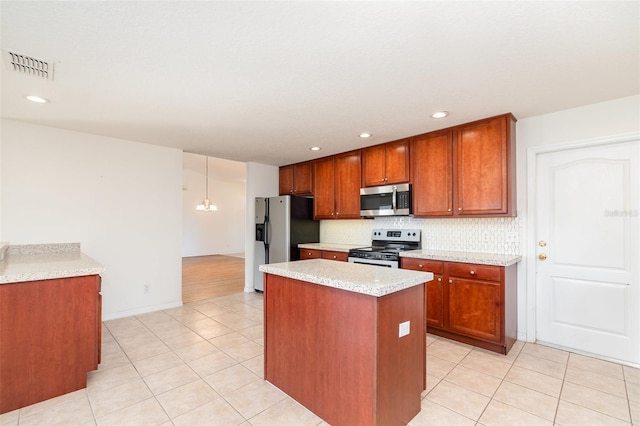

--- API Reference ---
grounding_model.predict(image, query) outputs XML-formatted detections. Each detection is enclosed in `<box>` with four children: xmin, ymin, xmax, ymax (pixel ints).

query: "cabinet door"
<box><xmin>447</xmin><ymin>277</ymin><xmax>502</xmax><ymax>343</ymax></box>
<box><xmin>400</xmin><ymin>258</ymin><xmax>444</xmax><ymax>328</ymax></box>
<box><xmin>279</xmin><ymin>166</ymin><xmax>294</xmax><ymax>195</ymax></box>
<box><xmin>384</xmin><ymin>139</ymin><xmax>410</xmax><ymax>184</ymax></box>
<box><xmin>293</xmin><ymin>162</ymin><xmax>313</xmax><ymax>195</ymax></box>
<box><xmin>313</xmin><ymin>158</ymin><xmax>336</xmax><ymax>219</ymax></box>
<box><xmin>334</xmin><ymin>151</ymin><xmax>362</xmax><ymax>218</ymax></box>
<box><xmin>362</xmin><ymin>144</ymin><xmax>386</xmax><ymax>187</ymax></box>
<box><xmin>455</xmin><ymin>114</ymin><xmax>514</xmax><ymax>215</ymax></box>
<box><xmin>411</xmin><ymin>130</ymin><xmax>453</xmax><ymax>216</ymax></box>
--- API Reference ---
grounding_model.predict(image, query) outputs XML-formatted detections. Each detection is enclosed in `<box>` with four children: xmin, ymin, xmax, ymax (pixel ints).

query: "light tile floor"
<box><xmin>2</xmin><ymin>291</ymin><xmax>638</xmax><ymax>425</ymax></box>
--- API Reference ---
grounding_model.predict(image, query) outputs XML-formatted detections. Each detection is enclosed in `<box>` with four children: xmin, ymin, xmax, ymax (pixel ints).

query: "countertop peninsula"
<box><xmin>0</xmin><ymin>243</ymin><xmax>105</xmax><ymax>284</ymax></box>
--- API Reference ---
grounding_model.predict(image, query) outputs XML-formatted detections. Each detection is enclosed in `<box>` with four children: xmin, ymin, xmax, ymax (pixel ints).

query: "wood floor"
<box><xmin>182</xmin><ymin>255</ymin><xmax>245</xmax><ymax>303</ymax></box>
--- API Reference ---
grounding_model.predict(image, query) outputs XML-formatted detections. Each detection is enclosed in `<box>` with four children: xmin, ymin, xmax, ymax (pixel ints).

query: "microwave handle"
<box><xmin>392</xmin><ymin>185</ymin><xmax>397</xmax><ymax>211</ymax></box>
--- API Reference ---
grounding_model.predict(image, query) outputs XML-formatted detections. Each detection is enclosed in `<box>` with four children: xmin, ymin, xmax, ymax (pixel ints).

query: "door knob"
<box><xmin>538</xmin><ymin>253</ymin><xmax>547</xmax><ymax>261</ymax></box>
<box><xmin>539</xmin><ymin>240</ymin><xmax>547</xmax><ymax>247</ymax></box>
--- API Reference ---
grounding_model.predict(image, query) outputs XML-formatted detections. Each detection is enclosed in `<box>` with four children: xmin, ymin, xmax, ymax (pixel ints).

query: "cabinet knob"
<box><xmin>448</xmin><ymin>208</ymin><xmax>452</xmax><ymax>212</ymax></box>
<box><xmin>332</xmin><ymin>255</ymin><xmax>337</xmax><ymax>259</ymax></box>
<box><xmin>458</xmin><ymin>207</ymin><xmax>462</xmax><ymax>211</ymax></box>
<box><xmin>381</xmin><ymin>178</ymin><xmax>385</xmax><ymax>182</ymax></box>
<box><xmin>469</xmin><ymin>270</ymin><xmax>475</xmax><ymax>275</ymax></box>
<box><xmin>449</xmin><ymin>279</ymin><xmax>453</xmax><ymax>284</ymax></box>
<box><xmin>418</xmin><ymin>264</ymin><xmax>423</xmax><ymax>268</ymax></box>
<box><xmin>437</xmin><ymin>277</ymin><xmax>442</xmax><ymax>282</ymax></box>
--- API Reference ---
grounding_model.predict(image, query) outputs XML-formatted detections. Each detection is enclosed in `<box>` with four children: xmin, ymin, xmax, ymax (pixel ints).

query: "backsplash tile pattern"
<box><xmin>320</xmin><ymin>216</ymin><xmax>522</xmax><ymax>256</ymax></box>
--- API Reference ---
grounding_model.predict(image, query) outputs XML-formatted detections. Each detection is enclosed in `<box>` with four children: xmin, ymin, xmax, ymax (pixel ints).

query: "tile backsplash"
<box><xmin>320</xmin><ymin>216</ymin><xmax>522</xmax><ymax>256</ymax></box>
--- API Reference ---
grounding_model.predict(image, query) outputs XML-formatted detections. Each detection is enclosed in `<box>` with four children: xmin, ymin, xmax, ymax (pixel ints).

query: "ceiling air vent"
<box><xmin>2</xmin><ymin>49</ymin><xmax>54</xmax><ymax>80</ymax></box>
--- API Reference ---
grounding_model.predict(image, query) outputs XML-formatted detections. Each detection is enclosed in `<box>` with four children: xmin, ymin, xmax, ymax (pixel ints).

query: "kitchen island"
<box><xmin>0</xmin><ymin>243</ymin><xmax>105</xmax><ymax>414</ymax></box>
<box><xmin>259</xmin><ymin>259</ymin><xmax>432</xmax><ymax>426</ymax></box>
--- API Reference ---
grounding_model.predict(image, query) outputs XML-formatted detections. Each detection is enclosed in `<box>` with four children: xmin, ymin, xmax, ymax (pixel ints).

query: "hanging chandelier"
<box><xmin>196</xmin><ymin>156</ymin><xmax>218</xmax><ymax>212</ymax></box>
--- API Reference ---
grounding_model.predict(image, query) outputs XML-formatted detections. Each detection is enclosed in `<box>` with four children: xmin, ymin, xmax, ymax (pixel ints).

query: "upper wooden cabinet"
<box><xmin>411</xmin><ymin>114</ymin><xmax>516</xmax><ymax>217</ymax></box>
<box><xmin>455</xmin><ymin>114</ymin><xmax>516</xmax><ymax>216</ymax></box>
<box><xmin>279</xmin><ymin>161</ymin><xmax>313</xmax><ymax>196</ymax></box>
<box><xmin>410</xmin><ymin>130</ymin><xmax>453</xmax><ymax>216</ymax></box>
<box><xmin>362</xmin><ymin>139</ymin><xmax>410</xmax><ymax>187</ymax></box>
<box><xmin>313</xmin><ymin>151</ymin><xmax>361</xmax><ymax>219</ymax></box>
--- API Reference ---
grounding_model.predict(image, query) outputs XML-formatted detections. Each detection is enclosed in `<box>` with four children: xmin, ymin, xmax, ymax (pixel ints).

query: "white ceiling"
<box><xmin>1</xmin><ymin>1</ymin><xmax>638</xmax><ymax>167</ymax></box>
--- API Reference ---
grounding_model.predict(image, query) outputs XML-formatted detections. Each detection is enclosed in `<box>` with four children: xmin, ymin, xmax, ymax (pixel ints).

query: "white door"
<box><xmin>536</xmin><ymin>140</ymin><xmax>639</xmax><ymax>364</ymax></box>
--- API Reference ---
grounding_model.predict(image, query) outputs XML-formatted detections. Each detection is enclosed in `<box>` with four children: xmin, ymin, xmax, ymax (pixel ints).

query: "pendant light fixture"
<box><xmin>196</xmin><ymin>156</ymin><xmax>218</xmax><ymax>212</ymax></box>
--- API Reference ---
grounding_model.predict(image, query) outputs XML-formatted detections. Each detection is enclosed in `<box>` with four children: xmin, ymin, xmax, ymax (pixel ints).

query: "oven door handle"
<box><xmin>392</xmin><ymin>185</ymin><xmax>397</xmax><ymax>212</ymax></box>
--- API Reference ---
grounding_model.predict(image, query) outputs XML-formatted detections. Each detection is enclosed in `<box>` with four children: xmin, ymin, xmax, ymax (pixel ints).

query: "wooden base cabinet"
<box><xmin>265</xmin><ymin>274</ymin><xmax>425</xmax><ymax>426</ymax></box>
<box><xmin>0</xmin><ymin>275</ymin><xmax>102</xmax><ymax>414</ymax></box>
<box><xmin>402</xmin><ymin>258</ymin><xmax>517</xmax><ymax>354</ymax></box>
<box><xmin>300</xmin><ymin>248</ymin><xmax>348</xmax><ymax>262</ymax></box>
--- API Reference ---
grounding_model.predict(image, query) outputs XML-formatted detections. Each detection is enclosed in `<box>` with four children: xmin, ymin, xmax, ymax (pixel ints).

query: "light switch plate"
<box><xmin>399</xmin><ymin>321</ymin><xmax>410</xmax><ymax>338</ymax></box>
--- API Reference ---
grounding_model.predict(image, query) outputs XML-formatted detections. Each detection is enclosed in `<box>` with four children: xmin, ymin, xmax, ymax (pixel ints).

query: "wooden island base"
<box><xmin>264</xmin><ymin>274</ymin><xmax>426</xmax><ymax>426</ymax></box>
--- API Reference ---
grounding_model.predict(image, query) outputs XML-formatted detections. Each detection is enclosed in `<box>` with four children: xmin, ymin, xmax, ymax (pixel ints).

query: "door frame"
<box><xmin>526</xmin><ymin>131</ymin><xmax>640</xmax><ymax>359</ymax></box>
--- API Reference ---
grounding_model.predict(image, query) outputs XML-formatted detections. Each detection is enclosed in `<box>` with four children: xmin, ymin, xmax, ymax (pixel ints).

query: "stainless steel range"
<box><xmin>348</xmin><ymin>229</ymin><xmax>421</xmax><ymax>268</ymax></box>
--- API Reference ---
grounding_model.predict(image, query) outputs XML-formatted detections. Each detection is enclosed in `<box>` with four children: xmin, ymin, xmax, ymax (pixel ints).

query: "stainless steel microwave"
<box><xmin>360</xmin><ymin>183</ymin><xmax>412</xmax><ymax>217</ymax></box>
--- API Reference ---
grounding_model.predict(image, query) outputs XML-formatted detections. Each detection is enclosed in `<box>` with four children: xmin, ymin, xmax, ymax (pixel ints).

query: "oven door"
<box><xmin>348</xmin><ymin>256</ymin><xmax>398</xmax><ymax>268</ymax></box>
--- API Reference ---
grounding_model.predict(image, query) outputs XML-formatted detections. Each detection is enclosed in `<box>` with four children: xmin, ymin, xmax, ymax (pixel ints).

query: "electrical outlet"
<box><xmin>398</xmin><ymin>321</ymin><xmax>410</xmax><ymax>338</ymax></box>
<box><xmin>144</xmin><ymin>284</ymin><xmax>151</xmax><ymax>294</ymax></box>
<box><xmin>482</xmin><ymin>231</ymin><xmax>490</xmax><ymax>242</ymax></box>
<box><xmin>505</xmin><ymin>232</ymin><xmax>520</xmax><ymax>243</ymax></box>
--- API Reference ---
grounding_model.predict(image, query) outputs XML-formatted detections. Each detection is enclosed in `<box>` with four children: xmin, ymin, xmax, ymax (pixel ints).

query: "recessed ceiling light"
<box><xmin>431</xmin><ymin>111</ymin><xmax>449</xmax><ymax>119</ymax></box>
<box><xmin>359</xmin><ymin>133</ymin><xmax>372</xmax><ymax>138</ymax></box>
<box><xmin>26</xmin><ymin>95</ymin><xmax>50</xmax><ymax>104</ymax></box>
<box><xmin>310</xmin><ymin>146</ymin><xmax>322</xmax><ymax>151</ymax></box>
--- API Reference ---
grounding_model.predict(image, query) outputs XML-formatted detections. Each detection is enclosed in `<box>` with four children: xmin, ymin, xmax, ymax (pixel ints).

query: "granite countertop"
<box><xmin>0</xmin><ymin>243</ymin><xmax>106</xmax><ymax>284</ymax></box>
<box><xmin>259</xmin><ymin>259</ymin><xmax>432</xmax><ymax>297</ymax></box>
<box><xmin>400</xmin><ymin>249</ymin><xmax>521</xmax><ymax>266</ymax></box>
<box><xmin>298</xmin><ymin>242</ymin><xmax>363</xmax><ymax>253</ymax></box>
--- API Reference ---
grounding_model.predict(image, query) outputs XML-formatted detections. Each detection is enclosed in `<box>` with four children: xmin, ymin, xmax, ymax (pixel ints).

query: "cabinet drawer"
<box><xmin>401</xmin><ymin>258</ymin><xmax>444</xmax><ymax>274</ymax></box>
<box><xmin>300</xmin><ymin>249</ymin><xmax>322</xmax><ymax>260</ymax></box>
<box><xmin>448</xmin><ymin>262</ymin><xmax>501</xmax><ymax>282</ymax></box>
<box><xmin>321</xmin><ymin>250</ymin><xmax>348</xmax><ymax>262</ymax></box>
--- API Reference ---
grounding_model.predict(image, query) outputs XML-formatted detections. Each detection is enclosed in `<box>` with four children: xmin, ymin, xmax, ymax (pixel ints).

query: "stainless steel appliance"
<box><xmin>254</xmin><ymin>195</ymin><xmax>319</xmax><ymax>291</ymax></box>
<box><xmin>348</xmin><ymin>229</ymin><xmax>421</xmax><ymax>268</ymax></box>
<box><xmin>360</xmin><ymin>183</ymin><xmax>412</xmax><ymax>217</ymax></box>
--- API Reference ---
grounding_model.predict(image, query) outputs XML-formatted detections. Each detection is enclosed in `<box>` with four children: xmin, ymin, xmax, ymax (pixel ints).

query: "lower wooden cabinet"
<box><xmin>0</xmin><ymin>275</ymin><xmax>102</xmax><ymax>414</ymax></box>
<box><xmin>401</xmin><ymin>258</ymin><xmax>517</xmax><ymax>354</ymax></box>
<box><xmin>300</xmin><ymin>248</ymin><xmax>348</xmax><ymax>262</ymax></box>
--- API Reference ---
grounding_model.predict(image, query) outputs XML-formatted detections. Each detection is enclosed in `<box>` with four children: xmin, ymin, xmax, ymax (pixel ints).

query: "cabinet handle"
<box><xmin>381</xmin><ymin>178</ymin><xmax>385</xmax><ymax>182</ymax></box>
<box><xmin>448</xmin><ymin>208</ymin><xmax>452</xmax><ymax>212</ymax></box>
<box><xmin>437</xmin><ymin>277</ymin><xmax>442</xmax><ymax>282</ymax></box>
<box><xmin>458</xmin><ymin>207</ymin><xmax>462</xmax><ymax>211</ymax></box>
<box><xmin>418</xmin><ymin>264</ymin><xmax>423</xmax><ymax>268</ymax></box>
<box><xmin>332</xmin><ymin>255</ymin><xmax>337</xmax><ymax>259</ymax></box>
<box><xmin>470</xmin><ymin>270</ymin><xmax>475</xmax><ymax>275</ymax></box>
<box><xmin>449</xmin><ymin>279</ymin><xmax>453</xmax><ymax>284</ymax></box>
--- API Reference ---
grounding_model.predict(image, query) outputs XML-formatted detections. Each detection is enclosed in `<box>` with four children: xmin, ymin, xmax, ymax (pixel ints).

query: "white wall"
<box><xmin>1</xmin><ymin>119</ymin><xmax>183</xmax><ymax>320</ymax></box>
<box><xmin>182</xmin><ymin>153</ymin><xmax>246</xmax><ymax>257</ymax></box>
<box><xmin>244</xmin><ymin>162</ymin><xmax>279</xmax><ymax>292</ymax></box>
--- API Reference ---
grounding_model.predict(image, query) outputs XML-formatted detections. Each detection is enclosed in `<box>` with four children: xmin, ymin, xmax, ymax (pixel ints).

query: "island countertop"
<box><xmin>0</xmin><ymin>243</ymin><xmax>106</xmax><ymax>284</ymax></box>
<box><xmin>259</xmin><ymin>259</ymin><xmax>432</xmax><ymax>297</ymax></box>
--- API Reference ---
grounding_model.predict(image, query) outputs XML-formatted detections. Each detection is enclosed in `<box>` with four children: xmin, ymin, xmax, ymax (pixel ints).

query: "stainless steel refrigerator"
<box><xmin>254</xmin><ymin>195</ymin><xmax>319</xmax><ymax>291</ymax></box>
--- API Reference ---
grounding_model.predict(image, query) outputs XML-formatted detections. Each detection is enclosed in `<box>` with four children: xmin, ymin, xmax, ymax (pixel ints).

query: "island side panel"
<box><xmin>264</xmin><ymin>274</ymin><xmax>377</xmax><ymax>426</ymax></box>
<box><xmin>0</xmin><ymin>275</ymin><xmax>100</xmax><ymax>414</ymax></box>
<box><xmin>375</xmin><ymin>284</ymin><xmax>426</xmax><ymax>426</ymax></box>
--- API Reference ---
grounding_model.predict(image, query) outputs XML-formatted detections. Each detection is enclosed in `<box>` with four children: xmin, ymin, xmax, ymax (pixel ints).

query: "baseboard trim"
<box><xmin>102</xmin><ymin>300</ymin><xmax>183</xmax><ymax>321</ymax></box>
